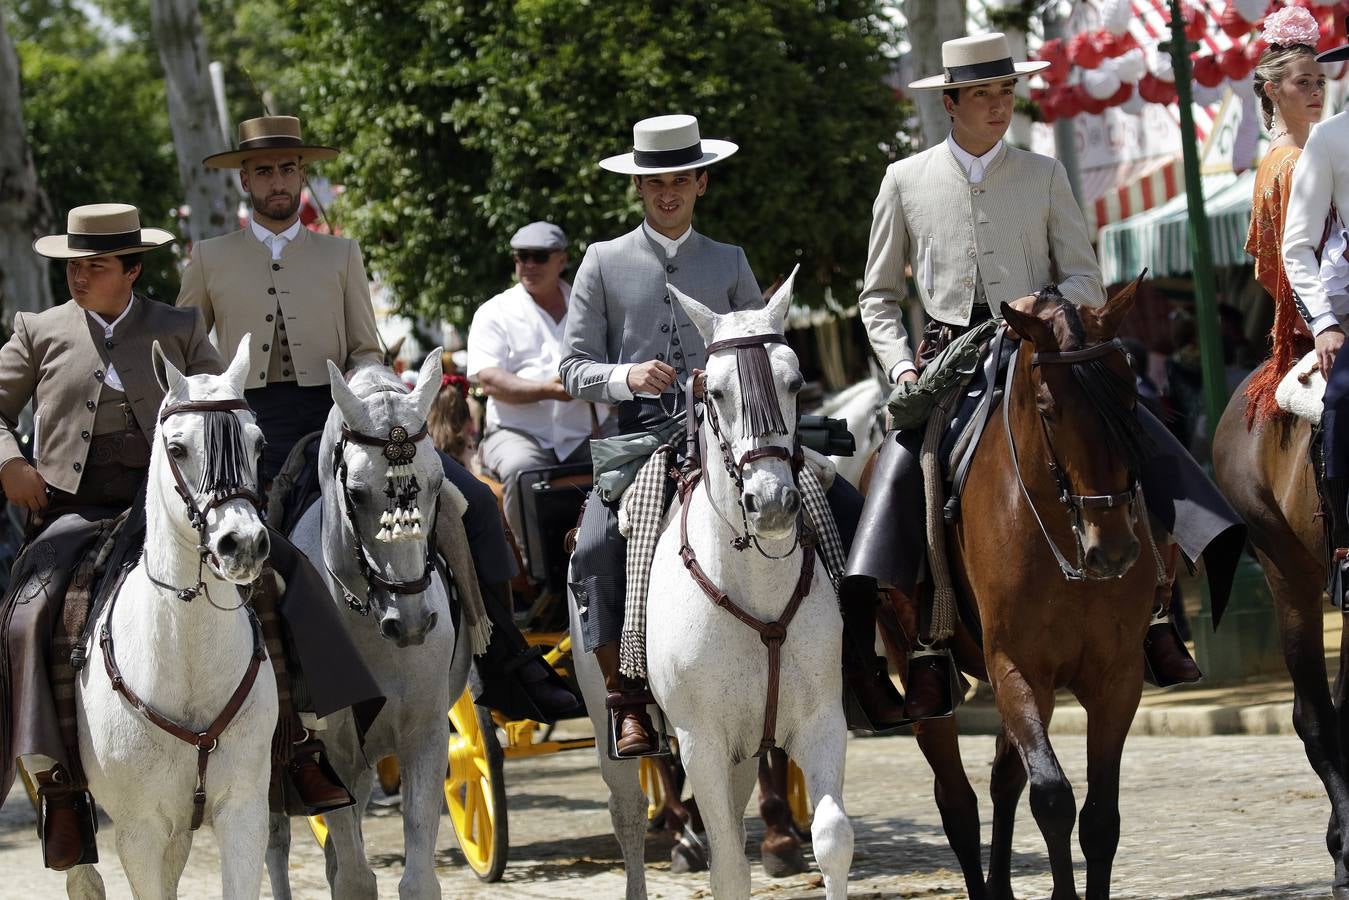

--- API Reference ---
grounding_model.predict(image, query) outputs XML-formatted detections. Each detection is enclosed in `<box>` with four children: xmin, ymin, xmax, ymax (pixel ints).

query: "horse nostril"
<box><xmin>255</xmin><ymin>530</ymin><xmax>270</xmax><ymax>559</ymax></box>
<box><xmin>744</xmin><ymin>494</ymin><xmax>758</xmax><ymax>513</ymax></box>
<box><xmin>783</xmin><ymin>489</ymin><xmax>800</xmax><ymax>515</ymax></box>
<box><xmin>425</xmin><ymin>612</ymin><xmax>438</xmax><ymax>633</ymax></box>
<box><xmin>218</xmin><ymin>533</ymin><xmax>238</xmax><ymax>557</ymax></box>
<box><xmin>381</xmin><ymin>619</ymin><xmax>404</xmax><ymax>641</ymax></box>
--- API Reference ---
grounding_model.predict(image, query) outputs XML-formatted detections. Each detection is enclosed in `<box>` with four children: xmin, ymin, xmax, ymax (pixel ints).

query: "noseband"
<box><xmin>151</xmin><ymin>399</ymin><xmax>265</xmax><ymax>605</ymax></box>
<box><xmin>330</xmin><ymin>419</ymin><xmax>440</xmax><ymax>615</ymax></box>
<box><xmin>1005</xmin><ymin>337</ymin><xmax>1142</xmax><ymax>581</ymax></box>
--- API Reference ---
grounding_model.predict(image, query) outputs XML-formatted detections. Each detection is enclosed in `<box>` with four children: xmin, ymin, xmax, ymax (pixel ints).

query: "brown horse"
<box><xmin>874</xmin><ymin>283</ymin><xmax>1159</xmax><ymax>900</ymax></box>
<box><xmin>1212</xmin><ymin>368</ymin><xmax>1349</xmax><ymax>898</ymax></box>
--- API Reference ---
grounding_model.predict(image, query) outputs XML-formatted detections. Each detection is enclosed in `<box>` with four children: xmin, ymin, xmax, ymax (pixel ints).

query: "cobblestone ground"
<box><xmin>0</xmin><ymin>732</ymin><xmax>1334</xmax><ymax>898</ymax></box>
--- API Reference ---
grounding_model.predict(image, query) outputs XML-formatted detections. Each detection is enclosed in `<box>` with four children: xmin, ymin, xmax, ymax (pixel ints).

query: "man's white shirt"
<box><xmin>467</xmin><ymin>281</ymin><xmax>604</xmax><ymax>459</ymax></box>
<box><xmin>86</xmin><ymin>293</ymin><xmax>136</xmax><ymax>391</ymax></box>
<box><xmin>250</xmin><ymin>216</ymin><xmax>303</xmax><ymax>260</ymax></box>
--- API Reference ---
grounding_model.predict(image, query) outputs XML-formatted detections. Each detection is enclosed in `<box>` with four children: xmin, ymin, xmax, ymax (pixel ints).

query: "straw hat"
<box><xmin>203</xmin><ymin>115</ymin><xmax>339</xmax><ymax>169</ymax></box>
<box><xmin>908</xmin><ymin>33</ymin><xmax>1050</xmax><ymax>91</ymax></box>
<box><xmin>33</xmin><ymin>204</ymin><xmax>174</xmax><ymax>260</ymax></box>
<box><xmin>599</xmin><ymin>114</ymin><xmax>738</xmax><ymax>176</ymax></box>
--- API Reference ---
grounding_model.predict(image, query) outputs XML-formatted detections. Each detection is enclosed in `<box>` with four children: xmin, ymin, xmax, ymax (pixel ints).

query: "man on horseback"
<box><xmin>179</xmin><ymin>115</ymin><xmax>579</xmax><ymax>723</ymax></box>
<box><xmin>1283</xmin><ymin>36</ymin><xmax>1349</xmax><ymax>602</ymax></box>
<box><xmin>848</xmin><ymin>33</ymin><xmax>1209</xmax><ymax>718</ymax></box>
<box><xmin>561</xmin><ymin>114</ymin><xmax>901</xmax><ymax>758</ymax></box>
<box><xmin>0</xmin><ymin>204</ymin><xmax>382</xmax><ymax>871</ymax></box>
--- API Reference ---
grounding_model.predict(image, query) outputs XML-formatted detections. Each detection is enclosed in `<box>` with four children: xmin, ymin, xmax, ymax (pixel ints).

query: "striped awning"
<box><xmin>1098</xmin><ymin>169</ymin><xmax>1255</xmax><ymax>285</ymax></box>
<box><xmin>1083</xmin><ymin>155</ymin><xmax>1181</xmax><ymax>234</ymax></box>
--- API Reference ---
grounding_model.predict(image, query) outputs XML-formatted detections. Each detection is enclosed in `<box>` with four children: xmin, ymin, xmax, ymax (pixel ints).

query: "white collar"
<box><xmin>946</xmin><ymin>133</ymin><xmax>1002</xmax><ymax>179</ymax></box>
<box><xmin>642</xmin><ymin>220</ymin><xmax>694</xmax><ymax>258</ymax></box>
<box><xmin>86</xmin><ymin>293</ymin><xmax>135</xmax><ymax>334</ymax></box>
<box><xmin>249</xmin><ymin>216</ymin><xmax>303</xmax><ymax>246</ymax></box>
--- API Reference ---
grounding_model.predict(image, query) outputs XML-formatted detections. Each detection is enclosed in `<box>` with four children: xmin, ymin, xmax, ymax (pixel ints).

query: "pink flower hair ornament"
<box><xmin>1261</xmin><ymin>6</ymin><xmax>1321</xmax><ymax>50</ymax></box>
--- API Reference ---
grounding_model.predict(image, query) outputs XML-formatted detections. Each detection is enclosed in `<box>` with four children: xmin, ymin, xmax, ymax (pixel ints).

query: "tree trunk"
<box><xmin>150</xmin><ymin>0</ymin><xmax>234</xmax><ymax>244</ymax></box>
<box><xmin>905</xmin><ymin>0</ymin><xmax>967</xmax><ymax>150</ymax></box>
<box><xmin>0</xmin><ymin>9</ymin><xmax>54</xmax><ymax>319</ymax></box>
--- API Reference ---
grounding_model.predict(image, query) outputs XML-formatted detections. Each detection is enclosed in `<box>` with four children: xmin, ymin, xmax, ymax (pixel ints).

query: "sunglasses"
<box><xmin>513</xmin><ymin>250</ymin><xmax>554</xmax><ymax>264</ymax></box>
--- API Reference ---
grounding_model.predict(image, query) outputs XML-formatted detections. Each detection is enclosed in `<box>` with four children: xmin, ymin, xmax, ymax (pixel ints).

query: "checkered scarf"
<box><xmin>617</xmin><ymin>443</ymin><xmax>847</xmax><ymax>679</ymax></box>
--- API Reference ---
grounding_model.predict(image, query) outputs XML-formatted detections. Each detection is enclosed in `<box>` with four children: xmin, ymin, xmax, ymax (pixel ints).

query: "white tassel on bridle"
<box><xmin>376</xmin><ymin>461</ymin><xmax>425</xmax><ymax>543</ymax></box>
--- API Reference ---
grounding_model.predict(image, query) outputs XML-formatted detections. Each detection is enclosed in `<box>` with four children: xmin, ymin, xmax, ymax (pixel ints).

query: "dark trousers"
<box><xmin>1326</xmin><ymin>347</ymin><xmax>1349</xmax><ymax>479</ymax></box>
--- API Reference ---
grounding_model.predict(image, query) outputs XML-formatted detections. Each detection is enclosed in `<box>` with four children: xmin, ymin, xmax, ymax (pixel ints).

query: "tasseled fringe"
<box><xmin>1245</xmin><ymin>271</ymin><xmax>1313</xmax><ymax>430</ymax></box>
<box><xmin>735</xmin><ymin>344</ymin><xmax>788</xmax><ymax>439</ymax></box>
<box><xmin>201</xmin><ymin>411</ymin><xmax>248</xmax><ymax>496</ymax></box>
<box><xmin>618</xmin><ymin>628</ymin><xmax>647</xmax><ymax>680</ymax></box>
<box><xmin>469</xmin><ymin>618</ymin><xmax>492</xmax><ymax>657</ymax></box>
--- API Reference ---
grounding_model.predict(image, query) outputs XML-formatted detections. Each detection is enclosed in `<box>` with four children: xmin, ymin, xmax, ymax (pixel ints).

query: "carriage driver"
<box><xmin>468</xmin><ymin>221</ymin><xmax>608</xmax><ymax>578</ymax></box>
<box><xmin>848</xmin><ymin>33</ymin><xmax>1233</xmax><ymax>717</ymax></box>
<box><xmin>180</xmin><ymin>115</ymin><xmax>579</xmax><ymax>722</ymax></box>
<box><xmin>0</xmin><ymin>204</ymin><xmax>385</xmax><ymax>872</ymax></box>
<box><xmin>561</xmin><ymin>114</ymin><xmax>906</xmax><ymax>758</ymax></box>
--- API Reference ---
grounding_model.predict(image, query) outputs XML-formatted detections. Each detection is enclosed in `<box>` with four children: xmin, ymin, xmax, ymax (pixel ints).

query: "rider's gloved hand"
<box><xmin>0</xmin><ymin>460</ymin><xmax>49</xmax><ymax>512</ymax></box>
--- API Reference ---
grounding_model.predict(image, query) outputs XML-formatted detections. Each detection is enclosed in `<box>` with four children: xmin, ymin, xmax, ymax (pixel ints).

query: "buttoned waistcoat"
<box><xmin>560</xmin><ymin>225</ymin><xmax>762</xmax><ymax>405</ymax></box>
<box><xmin>176</xmin><ymin>226</ymin><xmax>383</xmax><ymax>389</ymax></box>
<box><xmin>0</xmin><ymin>298</ymin><xmax>222</xmax><ymax>494</ymax></box>
<box><xmin>858</xmin><ymin>141</ymin><xmax>1106</xmax><ymax>375</ymax></box>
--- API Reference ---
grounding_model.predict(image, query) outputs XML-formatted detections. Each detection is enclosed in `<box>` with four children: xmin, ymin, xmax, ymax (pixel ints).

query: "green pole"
<box><xmin>1166</xmin><ymin>0</ymin><xmax>1227</xmax><ymax>441</ymax></box>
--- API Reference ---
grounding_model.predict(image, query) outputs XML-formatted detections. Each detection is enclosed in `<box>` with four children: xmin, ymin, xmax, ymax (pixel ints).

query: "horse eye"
<box><xmin>708</xmin><ymin>389</ymin><xmax>723</xmax><ymax>401</ymax></box>
<box><xmin>168</xmin><ymin>443</ymin><xmax>187</xmax><ymax>460</ymax></box>
<box><xmin>254</xmin><ymin>436</ymin><xmax>266</xmax><ymax>457</ymax></box>
<box><xmin>787</xmin><ymin>375</ymin><xmax>804</xmax><ymax>394</ymax></box>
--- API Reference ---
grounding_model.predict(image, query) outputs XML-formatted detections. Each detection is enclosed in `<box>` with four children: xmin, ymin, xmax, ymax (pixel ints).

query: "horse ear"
<box><xmin>1000</xmin><ymin>301</ymin><xmax>1057</xmax><ymax>349</ymax></box>
<box><xmin>410</xmin><ymin>347</ymin><xmax>444</xmax><ymax>423</ymax></box>
<box><xmin>764</xmin><ymin>264</ymin><xmax>799</xmax><ymax>333</ymax></box>
<box><xmin>328</xmin><ymin>359</ymin><xmax>372</xmax><ymax>432</ymax></box>
<box><xmin>152</xmin><ymin>340</ymin><xmax>185</xmax><ymax>395</ymax></box>
<box><xmin>1084</xmin><ymin>270</ymin><xmax>1143</xmax><ymax>340</ymax></box>
<box><xmin>669</xmin><ymin>283</ymin><xmax>718</xmax><ymax>345</ymax></box>
<box><xmin>224</xmin><ymin>333</ymin><xmax>252</xmax><ymax>395</ymax></box>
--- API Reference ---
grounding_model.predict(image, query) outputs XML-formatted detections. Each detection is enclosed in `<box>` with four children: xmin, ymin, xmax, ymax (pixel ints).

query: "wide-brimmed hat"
<box><xmin>202</xmin><ymin>115</ymin><xmax>339</xmax><ymax>169</ymax></box>
<box><xmin>599</xmin><ymin>114</ymin><xmax>738</xmax><ymax>176</ymax></box>
<box><xmin>1318</xmin><ymin>22</ymin><xmax>1349</xmax><ymax>63</ymax></box>
<box><xmin>908</xmin><ymin>33</ymin><xmax>1050</xmax><ymax>91</ymax></box>
<box><xmin>33</xmin><ymin>203</ymin><xmax>174</xmax><ymax>260</ymax></box>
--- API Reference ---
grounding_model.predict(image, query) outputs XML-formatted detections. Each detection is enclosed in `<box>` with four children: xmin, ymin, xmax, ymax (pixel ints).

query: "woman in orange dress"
<box><xmin>1244</xmin><ymin>6</ymin><xmax>1328</xmax><ymax>425</ymax></box>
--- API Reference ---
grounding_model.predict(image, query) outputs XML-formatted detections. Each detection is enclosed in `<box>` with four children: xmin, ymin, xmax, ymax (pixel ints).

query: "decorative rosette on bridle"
<box><xmin>375</xmin><ymin>425</ymin><xmax>425</xmax><ymax>542</ymax></box>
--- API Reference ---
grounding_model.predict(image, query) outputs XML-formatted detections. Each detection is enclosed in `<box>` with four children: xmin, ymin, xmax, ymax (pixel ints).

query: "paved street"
<box><xmin>0</xmin><ymin>727</ymin><xmax>1335</xmax><ymax>898</ymax></box>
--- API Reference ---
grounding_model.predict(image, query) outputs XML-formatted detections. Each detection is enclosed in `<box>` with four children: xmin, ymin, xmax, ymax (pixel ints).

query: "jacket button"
<box><xmin>104</xmin><ymin>340</ymin><xmax>113</xmax><ymax>350</ymax></box>
<box><xmin>262</xmin><ymin>343</ymin><xmax>270</xmax><ymax>352</ymax></box>
<box><xmin>266</xmin><ymin>314</ymin><xmax>274</xmax><ymax>322</ymax></box>
<box><xmin>81</xmin><ymin>430</ymin><xmax>90</xmax><ymax>440</ymax></box>
<box><xmin>272</xmin><ymin>263</ymin><xmax>281</xmax><ymax>271</ymax></box>
<box><xmin>281</xmin><ymin>338</ymin><xmax>288</xmax><ymax>346</ymax></box>
<box><xmin>666</xmin><ymin>264</ymin><xmax>676</xmax><ymax>274</ymax></box>
<box><xmin>268</xmin><ymin>287</ymin><xmax>276</xmax><ymax>295</ymax></box>
<box><xmin>968</xmin><ymin>248</ymin><xmax>976</xmax><ymax>258</ymax></box>
<box><xmin>94</xmin><ymin>370</ymin><xmax>104</xmax><ymax>380</ymax></box>
<box><xmin>663</xmin><ymin>296</ymin><xmax>671</xmax><ymax>305</ymax></box>
<box><xmin>282</xmin><ymin>369</ymin><xmax>290</xmax><ymax>376</ymax></box>
<box><xmin>283</xmin><ymin>354</ymin><xmax>290</xmax><ymax>362</ymax></box>
<box><xmin>655</xmin><ymin>353</ymin><xmax>664</xmax><ymax>361</ymax></box>
<box><xmin>86</xmin><ymin>400</ymin><xmax>95</xmax><ymax>410</ymax></box>
<box><xmin>660</xmin><ymin>323</ymin><xmax>669</xmax><ymax>333</ymax></box>
<box><xmin>73</xmin><ymin>463</ymin><xmax>81</xmax><ymax>472</ymax></box>
<box><xmin>259</xmin><ymin>372</ymin><xmax>266</xmax><ymax>380</ymax></box>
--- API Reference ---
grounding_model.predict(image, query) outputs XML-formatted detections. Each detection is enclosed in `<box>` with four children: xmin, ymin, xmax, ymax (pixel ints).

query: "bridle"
<box><xmin>1003</xmin><ymin>336</ymin><xmax>1143</xmax><ymax>582</ymax></box>
<box><xmin>328</xmin><ymin>418</ymin><xmax>440</xmax><ymax>615</ymax></box>
<box><xmin>149</xmin><ymin>398</ymin><xmax>266</xmax><ymax>607</ymax></box>
<box><xmin>684</xmin><ymin>333</ymin><xmax>804</xmax><ymax>559</ymax></box>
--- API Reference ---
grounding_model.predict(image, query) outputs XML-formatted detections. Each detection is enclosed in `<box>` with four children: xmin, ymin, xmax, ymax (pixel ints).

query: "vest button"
<box><xmin>266</xmin><ymin>314</ymin><xmax>274</xmax><ymax>322</ymax></box>
<box><xmin>655</xmin><ymin>353</ymin><xmax>664</xmax><ymax>361</ymax></box>
<box><xmin>272</xmin><ymin>263</ymin><xmax>281</xmax><ymax>271</ymax></box>
<box><xmin>268</xmin><ymin>287</ymin><xmax>276</xmax><ymax>295</ymax></box>
<box><xmin>94</xmin><ymin>370</ymin><xmax>104</xmax><ymax>381</ymax></box>
<box><xmin>104</xmin><ymin>340</ymin><xmax>113</xmax><ymax>350</ymax></box>
<box><xmin>262</xmin><ymin>344</ymin><xmax>270</xmax><ymax>352</ymax></box>
<box><xmin>282</xmin><ymin>369</ymin><xmax>290</xmax><ymax>377</ymax></box>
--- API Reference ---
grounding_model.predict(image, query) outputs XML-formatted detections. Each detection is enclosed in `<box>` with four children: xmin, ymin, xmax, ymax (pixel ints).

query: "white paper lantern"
<box><xmin>1100</xmin><ymin>0</ymin><xmax>1133</xmax><ymax>36</ymax></box>
<box><xmin>1115</xmin><ymin>47</ymin><xmax>1147</xmax><ymax>83</ymax></box>
<box><xmin>1233</xmin><ymin>0</ymin><xmax>1267</xmax><ymax>23</ymax></box>
<box><xmin>1192</xmin><ymin>81</ymin><xmax>1224</xmax><ymax>105</ymax></box>
<box><xmin>1082</xmin><ymin>66</ymin><xmax>1124</xmax><ymax>100</ymax></box>
<box><xmin>1150</xmin><ymin>45</ymin><xmax>1176</xmax><ymax>82</ymax></box>
<box><xmin>1119</xmin><ymin>91</ymin><xmax>1147</xmax><ymax>115</ymax></box>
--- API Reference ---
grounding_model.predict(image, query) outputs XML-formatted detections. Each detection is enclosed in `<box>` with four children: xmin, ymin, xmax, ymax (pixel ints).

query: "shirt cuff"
<box><xmin>1312</xmin><ymin>312</ymin><xmax>1341</xmax><ymax>336</ymax></box>
<box><xmin>607</xmin><ymin>364</ymin><xmax>634</xmax><ymax>402</ymax></box>
<box><xmin>890</xmin><ymin>360</ymin><xmax>917</xmax><ymax>382</ymax></box>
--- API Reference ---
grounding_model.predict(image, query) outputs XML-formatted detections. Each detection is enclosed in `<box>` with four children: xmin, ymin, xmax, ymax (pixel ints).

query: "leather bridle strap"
<box><xmin>677</xmin><ymin>470</ymin><xmax>815</xmax><ymax>756</ymax></box>
<box><xmin>1031</xmin><ymin>338</ymin><xmax>1125</xmax><ymax>367</ymax></box>
<box><xmin>99</xmin><ymin>585</ymin><xmax>266</xmax><ymax>830</ymax></box>
<box><xmin>704</xmin><ymin>333</ymin><xmax>788</xmax><ymax>355</ymax></box>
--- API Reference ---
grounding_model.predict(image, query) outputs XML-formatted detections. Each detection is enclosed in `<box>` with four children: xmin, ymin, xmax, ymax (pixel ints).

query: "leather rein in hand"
<box><xmin>677</xmin><ymin>332</ymin><xmax>815</xmax><ymax>756</ymax></box>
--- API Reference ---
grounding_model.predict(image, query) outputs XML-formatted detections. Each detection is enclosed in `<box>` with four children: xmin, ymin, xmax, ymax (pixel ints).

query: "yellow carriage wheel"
<box><xmin>376</xmin><ymin>755</ymin><xmax>401</xmax><ymax>796</ymax></box>
<box><xmin>638</xmin><ymin>756</ymin><xmax>664</xmax><ymax>822</ymax></box>
<box><xmin>445</xmin><ymin>687</ymin><xmax>508</xmax><ymax>882</ymax></box>
<box><xmin>787</xmin><ymin>760</ymin><xmax>811</xmax><ymax>831</ymax></box>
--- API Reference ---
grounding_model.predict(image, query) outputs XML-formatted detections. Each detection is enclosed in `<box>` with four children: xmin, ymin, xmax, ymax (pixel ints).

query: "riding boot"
<box><xmin>34</xmin><ymin>767</ymin><xmax>96</xmax><ymax>870</ymax></box>
<box><xmin>839</xmin><ymin>577</ymin><xmax>908</xmax><ymax>730</ymax></box>
<box><xmin>287</xmin><ymin>736</ymin><xmax>355</xmax><ymax>813</ymax></box>
<box><xmin>885</xmin><ymin>585</ymin><xmax>955</xmax><ymax>720</ymax></box>
<box><xmin>1324</xmin><ymin>476</ymin><xmax>1349</xmax><ymax>608</ymax></box>
<box><xmin>594</xmin><ymin>641</ymin><xmax>659</xmax><ymax>758</ymax></box>
<box><xmin>1143</xmin><ymin>542</ymin><xmax>1202</xmax><ymax>687</ymax></box>
<box><xmin>474</xmin><ymin>579</ymin><xmax>582</xmax><ymax>722</ymax></box>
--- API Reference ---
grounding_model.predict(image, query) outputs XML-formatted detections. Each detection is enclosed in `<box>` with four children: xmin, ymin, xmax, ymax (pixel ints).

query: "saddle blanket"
<box><xmin>1276</xmin><ymin>349</ymin><xmax>1326</xmax><ymax>425</ymax></box>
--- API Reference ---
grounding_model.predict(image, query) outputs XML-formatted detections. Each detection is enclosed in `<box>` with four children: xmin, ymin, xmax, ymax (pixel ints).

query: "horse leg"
<box><xmin>321</xmin><ymin>766</ymin><xmax>378</xmax><ymax>900</ymax></box>
<box><xmin>789</xmin><ymin>717</ymin><xmax>853</xmax><ymax>900</ymax></box>
<box><xmin>1076</xmin><ymin>682</ymin><xmax>1140</xmax><ymax>900</ymax></box>
<box><xmin>64</xmin><ymin>864</ymin><xmax>105</xmax><ymax>900</ymax></box>
<box><xmin>396</xmin><ymin>726</ymin><xmax>450</xmax><ymax>900</ymax></box>
<box><xmin>914</xmin><ymin>716</ymin><xmax>986</xmax><ymax>899</ymax></box>
<box><xmin>265</xmin><ymin>812</ymin><xmax>294</xmax><ymax>900</ymax></box>
<box><xmin>986</xmin><ymin>725</ymin><xmax>1027</xmax><ymax>900</ymax></box>
<box><xmin>214</xmin><ymin>792</ymin><xmax>270</xmax><ymax>900</ymax></box>
<box><xmin>112</xmin><ymin>819</ymin><xmax>169</xmax><ymax>900</ymax></box>
<box><xmin>161</xmin><ymin>830</ymin><xmax>192</xmax><ymax>898</ymax></box>
<box><xmin>655</xmin><ymin>757</ymin><xmax>708</xmax><ymax>874</ymax></box>
<box><xmin>757</xmin><ymin>749</ymin><xmax>806</xmax><ymax>877</ymax></box>
<box><xmin>679</xmin><ymin>733</ymin><xmax>753</xmax><ymax>900</ymax></box>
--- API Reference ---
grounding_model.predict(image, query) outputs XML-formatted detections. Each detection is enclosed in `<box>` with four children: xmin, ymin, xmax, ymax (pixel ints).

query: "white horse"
<box><xmin>267</xmin><ymin>351</ymin><xmax>470</xmax><ymax>900</ymax></box>
<box><xmin>818</xmin><ymin>369</ymin><xmax>887</xmax><ymax>487</ymax></box>
<box><xmin>66</xmin><ymin>337</ymin><xmax>279</xmax><ymax>899</ymax></box>
<box><xmin>647</xmin><ymin>272</ymin><xmax>853</xmax><ymax>900</ymax></box>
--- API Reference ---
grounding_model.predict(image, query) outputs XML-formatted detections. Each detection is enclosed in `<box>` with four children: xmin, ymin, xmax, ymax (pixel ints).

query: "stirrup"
<box><xmin>603</xmin><ymin>691</ymin><xmax>673</xmax><ymax>761</ymax></box>
<box><xmin>36</xmin><ymin>786</ymin><xmax>99</xmax><ymax>869</ymax></box>
<box><xmin>904</xmin><ymin>643</ymin><xmax>960</xmax><ymax>721</ymax></box>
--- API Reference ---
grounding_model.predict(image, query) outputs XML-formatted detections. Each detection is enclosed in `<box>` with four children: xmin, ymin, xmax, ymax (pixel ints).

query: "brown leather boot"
<box><xmin>1143</xmin><ymin>603</ymin><xmax>1202</xmax><ymax>687</ymax></box>
<box><xmin>35</xmin><ymin>769</ymin><xmax>91</xmax><ymax>871</ymax></box>
<box><xmin>595</xmin><ymin>641</ymin><xmax>658</xmax><ymax>757</ymax></box>
<box><xmin>287</xmin><ymin>741</ymin><xmax>354</xmax><ymax>812</ymax></box>
<box><xmin>840</xmin><ymin>578</ymin><xmax>908</xmax><ymax>729</ymax></box>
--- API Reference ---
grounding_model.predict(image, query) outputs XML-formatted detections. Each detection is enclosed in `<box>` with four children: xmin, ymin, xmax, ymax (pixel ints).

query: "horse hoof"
<box><xmin>761</xmin><ymin>842</ymin><xmax>807</xmax><ymax>878</ymax></box>
<box><xmin>670</xmin><ymin>835</ymin><xmax>708</xmax><ymax>874</ymax></box>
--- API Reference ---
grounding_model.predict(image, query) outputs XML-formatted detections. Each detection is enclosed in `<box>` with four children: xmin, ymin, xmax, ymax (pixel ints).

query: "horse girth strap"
<box><xmin>677</xmin><ymin>474</ymin><xmax>817</xmax><ymax>755</ymax></box>
<box><xmin>98</xmin><ymin>590</ymin><xmax>267</xmax><ymax>830</ymax></box>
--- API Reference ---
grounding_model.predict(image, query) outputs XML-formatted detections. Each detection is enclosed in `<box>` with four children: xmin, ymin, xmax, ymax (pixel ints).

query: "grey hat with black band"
<box><xmin>203</xmin><ymin>115</ymin><xmax>339</xmax><ymax>169</ymax></box>
<box><xmin>1318</xmin><ymin>21</ymin><xmax>1349</xmax><ymax>63</ymax></box>
<box><xmin>908</xmin><ymin>33</ymin><xmax>1050</xmax><ymax>91</ymax></box>
<box><xmin>599</xmin><ymin>114</ymin><xmax>738</xmax><ymax>176</ymax></box>
<box><xmin>34</xmin><ymin>203</ymin><xmax>174</xmax><ymax>260</ymax></box>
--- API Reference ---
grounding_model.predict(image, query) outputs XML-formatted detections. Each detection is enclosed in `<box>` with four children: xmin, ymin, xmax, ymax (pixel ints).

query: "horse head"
<box><xmin>150</xmin><ymin>335</ymin><xmax>270</xmax><ymax>586</ymax></box>
<box><xmin>999</xmin><ymin>277</ymin><xmax>1147</xmax><ymax>580</ymax></box>
<box><xmin>323</xmin><ymin>350</ymin><xmax>446</xmax><ymax>647</ymax></box>
<box><xmin>671</xmin><ymin>266</ymin><xmax>805</xmax><ymax>543</ymax></box>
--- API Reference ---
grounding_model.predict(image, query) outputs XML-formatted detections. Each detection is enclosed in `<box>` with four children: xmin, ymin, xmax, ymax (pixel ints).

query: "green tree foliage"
<box><xmin>290</xmin><ymin>0</ymin><xmax>905</xmax><ymax>326</ymax></box>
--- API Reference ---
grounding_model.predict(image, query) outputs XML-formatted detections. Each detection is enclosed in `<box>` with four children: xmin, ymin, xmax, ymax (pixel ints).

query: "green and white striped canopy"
<box><xmin>1098</xmin><ymin>169</ymin><xmax>1255</xmax><ymax>286</ymax></box>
